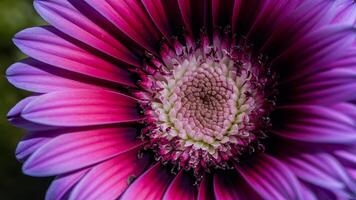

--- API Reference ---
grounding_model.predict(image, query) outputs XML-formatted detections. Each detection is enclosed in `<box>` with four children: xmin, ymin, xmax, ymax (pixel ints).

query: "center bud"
<box><xmin>136</xmin><ymin>33</ymin><xmax>276</xmax><ymax>176</ymax></box>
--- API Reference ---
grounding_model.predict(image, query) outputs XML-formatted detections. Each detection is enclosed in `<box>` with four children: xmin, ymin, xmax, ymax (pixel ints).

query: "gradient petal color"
<box><xmin>23</xmin><ymin>126</ymin><xmax>142</xmax><ymax>176</ymax></box>
<box><xmin>21</xmin><ymin>90</ymin><xmax>140</xmax><ymax>127</ymax></box>
<box><xmin>6</xmin><ymin>0</ymin><xmax>356</xmax><ymax>199</ymax></box>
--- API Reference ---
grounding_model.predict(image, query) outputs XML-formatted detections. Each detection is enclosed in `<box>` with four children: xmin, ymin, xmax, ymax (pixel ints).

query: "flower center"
<box><xmin>136</xmin><ymin>33</ymin><xmax>277</xmax><ymax>175</ymax></box>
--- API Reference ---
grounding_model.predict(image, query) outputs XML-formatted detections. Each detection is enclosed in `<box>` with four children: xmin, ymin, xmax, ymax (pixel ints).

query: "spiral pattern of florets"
<box><xmin>136</xmin><ymin>33</ymin><xmax>277</xmax><ymax>175</ymax></box>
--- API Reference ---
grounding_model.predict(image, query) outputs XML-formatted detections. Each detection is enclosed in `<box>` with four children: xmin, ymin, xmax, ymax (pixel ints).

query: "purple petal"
<box><xmin>7</xmin><ymin>59</ymin><xmax>105</xmax><ymax>93</ymax></box>
<box><xmin>280</xmin><ymin>153</ymin><xmax>356</xmax><ymax>195</ymax></box>
<box><xmin>34</xmin><ymin>0</ymin><xmax>140</xmax><ymax>67</ymax></box>
<box><xmin>237</xmin><ymin>154</ymin><xmax>303</xmax><ymax>200</ymax></box>
<box><xmin>214</xmin><ymin>171</ymin><xmax>261</xmax><ymax>200</ymax></box>
<box><xmin>273</xmin><ymin>25</ymin><xmax>356</xmax><ymax>83</ymax></box>
<box><xmin>46</xmin><ymin>169</ymin><xmax>89</xmax><ymax>200</ymax></box>
<box><xmin>273</xmin><ymin>105</ymin><xmax>356</xmax><ymax>143</ymax></box>
<box><xmin>212</xmin><ymin>0</ymin><xmax>234</xmax><ymax>28</ymax></box>
<box><xmin>121</xmin><ymin>163</ymin><xmax>173</xmax><ymax>200</ymax></box>
<box><xmin>23</xmin><ymin>126</ymin><xmax>142</xmax><ymax>176</ymax></box>
<box><xmin>163</xmin><ymin>171</ymin><xmax>197</xmax><ymax>200</ymax></box>
<box><xmin>69</xmin><ymin>148</ymin><xmax>150</xmax><ymax>200</ymax></box>
<box><xmin>13</xmin><ymin>26</ymin><xmax>136</xmax><ymax>87</ymax></box>
<box><xmin>262</xmin><ymin>0</ymin><xmax>337</xmax><ymax>55</ymax></box>
<box><xmin>21</xmin><ymin>90</ymin><xmax>140</xmax><ymax>127</ymax></box>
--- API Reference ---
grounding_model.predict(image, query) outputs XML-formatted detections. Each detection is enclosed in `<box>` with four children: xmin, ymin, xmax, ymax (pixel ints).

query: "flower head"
<box><xmin>6</xmin><ymin>0</ymin><xmax>356</xmax><ymax>199</ymax></box>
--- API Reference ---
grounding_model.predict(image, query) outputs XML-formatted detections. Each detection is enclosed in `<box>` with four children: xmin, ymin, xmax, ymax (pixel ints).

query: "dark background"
<box><xmin>0</xmin><ymin>0</ymin><xmax>51</xmax><ymax>199</ymax></box>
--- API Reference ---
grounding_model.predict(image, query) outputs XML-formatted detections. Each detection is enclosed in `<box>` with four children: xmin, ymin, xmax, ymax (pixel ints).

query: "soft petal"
<box><xmin>13</xmin><ymin>26</ymin><xmax>136</xmax><ymax>87</ymax></box>
<box><xmin>237</xmin><ymin>154</ymin><xmax>303</xmax><ymax>200</ymax></box>
<box><xmin>197</xmin><ymin>175</ymin><xmax>214</xmax><ymax>200</ymax></box>
<box><xmin>21</xmin><ymin>90</ymin><xmax>140</xmax><ymax>127</ymax></box>
<box><xmin>69</xmin><ymin>148</ymin><xmax>150</xmax><ymax>200</ymax></box>
<box><xmin>46</xmin><ymin>169</ymin><xmax>89</xmax><ymax>200</ymax></box>
<box><xmin>7</xmin><ymin>59</ymin><xmax>104</xmax><ymax>93</ymax></box>
<box><xmin>214</xmin><ymin>171</ymin><xmax>261</xmax><ymax>200</ymax></box>
<box><xmin>121</xmin><ymin>163</ymin><xmax>173</xmax><ymax>200</ymax></box>
<box><xmin>281</xmin><ymin>153</ymin><xmax>356</xmax><ymax>196</ymax></box>
<box><xmin>273</xmin><ymin>25</ymin><xmax>356</xmax><ymax>83</ymax></box>
<box><xmin>262</xmin><ymin>0</ymin><xmax>337</xmax><ymax>55</ymax></box>
<box><xmin>84</xmin><ymin>0</ymin><xmax>161</xmax><ymax>53</ymax></box>
<box><xmin>163</xmin><ymin>171</ymin><xmax>197</xmax><ymax>200</ymax></box>
<box><xmin>34</xmin><ymin>0</ymin><xmax>140</xmax><ymax>67</ymax></box>
<box><xmin>23</xmin><ymin>126</ymin><xmax>142</xmax><ymax>176</ymax></box>
<box><xmin>273</xmin><ymin>105</ymin><xmax>356</xmax><ymax>143</ymax></box>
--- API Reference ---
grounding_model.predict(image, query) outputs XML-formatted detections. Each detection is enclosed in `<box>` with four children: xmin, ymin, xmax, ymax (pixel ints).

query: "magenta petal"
<box><xmin>23</xmin><ymin>126</ymin><xmax>142</xmax><ymax>176</ymax></box>
<box><xmin>121</xmin><ymin>163</ymin><xmax>173</xmax><ymax>200</ymax></box>
<box><xmin>214</xmin><ymin>171</ymin><xmax>261</xmax><ymax>200</ymax></box>
<box><xmin>332</xmin><ymin>0</ymin><xmax>356</xmax><ymax>25</ymax></box>
<box><xmin>6</xmin><ymin>59</ymin><xmax>104</xmax><ymax>93</ymax></box>
<box><xmin>21</xmin><ymin>90</ymin><xmax>140</xmax><ymax>127</ymax></box>
<box><xmin>34</xmin><ymin>0</ymin><xmax>140</xmax><ymax>67</ymax></box>
<box><xmin>163</xmin><ymin>171</ymin><xmax>197</xmax><ymax>200</ymax></box>
<box><xmin>45</xmin><ymin>169</ymin><xmax>89</xmax><ymax>200</ymax></box>
<box><xmin>84</xmin><ymin>0</ymin><xmax>161</xmax><ymax>53</ymax></box>
<box><xmin>237</xmin><ymin>155</ymin><xmax>303</xmax><ymax>200</ymax></box>
<box><xmin>211</xmin><ymin>0</ymin><xmax>234</xmax><ymax>28</ymax></box>
<box><xmin>69</xmin><ymin>148</ymin><xmax>150</xmax><ymax>200</ymax></box>
<box><xmin>13</xmin><ymin>26</ymin><xmax>135</xmax><ymax>87</ymax></box>
<box><xmin>273</xmin><ymin>105</ymin><xmax>356</xmax><ymax>143</ymax></box>
<box><xmin>197</xmin><ymin>175</ymin><xmax>214</xmax><ymax>200</ymax></box>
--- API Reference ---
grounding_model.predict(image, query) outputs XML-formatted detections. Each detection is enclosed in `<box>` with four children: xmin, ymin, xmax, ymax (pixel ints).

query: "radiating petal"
<box><xmin>262</xmin><ymin>0</ymin><xmax>337</xmax><ymax>55</ymax></box>
<box><xmin>280</xmin><ymin>153</ymin><xmax>356</xmax><ymax>195</ymax></box>
<box><xmin>69</xmin><ymin>148</ymin><xmax>150</xmax><ymax>200</ymax></box>
<box><xmin>211</xmin><ymin>0</ymin><xmax>234</xmax><ymax>28</ymax></box>
<box><xmin>237</xmin><ymin>154</ymin><xmax>303</xmax><ymax>200</ymax></box>
<box><xmin>163</xmin><ymin>171</ymin><xmax>197</xmax><ymax>200</ymax></box>
<box><xmin>46</xmin><ymin>169</ymin><xmax>89</xmax><ymax>200</ymax></box>
<box><xmin>23</xmin><ymin>126</ymin><xmax>142</xmax><ymax>176</ymax></box>
<box><xmin>21</xmin><ymin>90</ymin><xmax>140</xmax><ymax>127</ymax></box>
<box><xmin>332</xmin><ymin>0</ymin><xmax>356</xmax><ymax>25</ymax></box>
<box><xmin>84</xmin><ymin>0</ymin><xmax>161</xmax><ymax>53</ymax></box>
<box><xmin>214</xmin><ymin>171</ymin><xmax>261</xmax><ymax>200</ymax></box>
<box><xmin>34</xmin><ymin>0</ymin><xmax>140</xmax><ymax>67</ymax></box>
<box><xmin>121</xmin><ymin>163</ymin><xmax>173</xmax><ymax>200</ymax></box>
<box><xmin>273</xmin><ymin>25</ymin><xmax>356</xmax><ymax>83</ymax></box>
<box><xmin>7</xmin><ymin>59</ymin><xmax>104</xmax><ymax>93</ymax></box>
<box><xmin>283</xmin><ymin>68</ymin><xmax>356</xmax><ymax>104</ymax></box>
<box><xmin>197</xmin><ymin>175</ymin><xmax>214</xmax><ymax>200</ymax></box>
<box><xmin>13</xmin><ymin>26</ymin><xmax>135</xmax><ymax>87</ymax></box>
<box><xmin>273</xmin><ymin>105</ymin><xmax>356</xmax><ymax>143</ymax></box>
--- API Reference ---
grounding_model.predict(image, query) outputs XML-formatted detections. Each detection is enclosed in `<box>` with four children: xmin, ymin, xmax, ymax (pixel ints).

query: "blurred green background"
<box><xmin>0</xmin><ymin>0</ymin><xmax>51</xmax><ymax>199</ymax></box>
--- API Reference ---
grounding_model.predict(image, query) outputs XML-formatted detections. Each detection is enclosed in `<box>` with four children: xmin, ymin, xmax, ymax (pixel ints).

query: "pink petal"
<box><xmin>7</xmin><ymin>59</ymin><xmax>105</xmax><ymax>93</ymax></box>
<box><xmin>46</xmin><ymin>169</ymin><xmax>89</xmax><ymax>200</ymax></box>
<box><xmin>34</xmin><ymin>0</ymin><xmax>140</xmax><ymax>67</ymax></box>
<box><xmin>121</xmin><ymin>163</ymin><xmax>173</xmax><ymax>200</ymax></box>
<box><xmin>163</xmin><ymin>171</ymin><xmax>197</xmax><ymax>200</ymax></box>
<box><xmin>142</xmin><ymin>0</ymin><xmax>182</xmax><ymax>41</ymax></box>
<box><xmin>237</xmin><ymin>154</ymin><xmax>303</xmax><ymax>200</ymax></box>
<box><xmin>14</xmin><ymin>26</ymin><xmax>136</xmax><ymax>87</ymax></box>
<box><xmin>84</xmin><ymin>0</ymin><xmax>161</xmax><ymax>53</ymax></box>
<box><xmin>23</xmin><ymin>126</ymin><xmax>142</xmax><ymax>176</ymax></box>
<box><xmin>69</xmin><ymin>148</ymin><xmax>150</xmax><ymax>200</ymax></box>
<box><xmin>21</xmin><ymin>90</ymin><xmax>140</xmax><ymax>127</ymax></box>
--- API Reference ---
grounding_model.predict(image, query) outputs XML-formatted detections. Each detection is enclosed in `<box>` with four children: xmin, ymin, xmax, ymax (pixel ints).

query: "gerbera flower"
<box><xmin>6</xmin><ymin>0</ymin><xmax>356</xmax><ymax>199</ymax></box>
